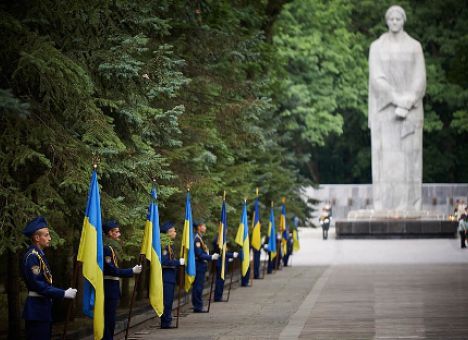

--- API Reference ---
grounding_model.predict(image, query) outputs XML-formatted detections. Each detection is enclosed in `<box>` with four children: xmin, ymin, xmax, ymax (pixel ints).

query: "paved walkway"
<box><xmin>122</xmin><ymin>228</ymin><xmax>468</xmax><ymax>339</ymax></box>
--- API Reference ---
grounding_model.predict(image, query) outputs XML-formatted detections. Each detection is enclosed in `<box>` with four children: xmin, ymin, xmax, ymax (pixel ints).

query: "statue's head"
<box><xmin>385</xmin><ymin>5</ymin><xmax>406</xmax><ymax>33</ymax></box>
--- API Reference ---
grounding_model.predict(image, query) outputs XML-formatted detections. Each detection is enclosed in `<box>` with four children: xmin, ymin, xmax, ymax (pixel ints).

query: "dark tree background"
<box><xmin>1</xmin><ymin>0</ymin><xmax>466</xmax><ymax>337</ymax></box>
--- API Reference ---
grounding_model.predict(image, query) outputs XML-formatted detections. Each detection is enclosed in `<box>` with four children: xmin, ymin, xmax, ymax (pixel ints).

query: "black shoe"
<box><xmin>161</xmin><ymin>325</ymin><xmax>177</xmax><ymax>329</ymax></box>
<box><xmin>193</xmin><ymin>309</ymin><xmax>209</xmax><ymax>313</ymax></box>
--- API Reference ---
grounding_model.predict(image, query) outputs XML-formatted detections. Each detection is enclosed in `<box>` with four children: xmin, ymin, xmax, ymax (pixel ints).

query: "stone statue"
<box><xmin>368</xmin><ymin>5</ymin><xmax>426</xmax><ymax>216</ymax></box>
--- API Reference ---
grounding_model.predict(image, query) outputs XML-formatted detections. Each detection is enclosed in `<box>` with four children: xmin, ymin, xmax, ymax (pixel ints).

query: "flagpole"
<box><xmin>176</xmin><ymin>259</ymin><xmax>184</xmax><ymax>328</ymax></box>
<box><xmin>62</xmin><ymin>162</ymin><xmax>98</xmax><ymax>340</ymax></box>
<box><xmin>61</xmin><ymin>259</ymin><xmax>81</xmax><ymax>340</ymax></box>
<box><xmin>124</xmin><ymin>254</ymin><xmax>145</xmax><ymax>340</ymax></box>
<box><xmin>225</xmin><ymin>258</ymin><xmax>235</xmax><ymax>302</ymax></box>
<box><xmin>207</xmin><ymin>260</ymin><xmax>216</xmax><ymax>312</ymax></box>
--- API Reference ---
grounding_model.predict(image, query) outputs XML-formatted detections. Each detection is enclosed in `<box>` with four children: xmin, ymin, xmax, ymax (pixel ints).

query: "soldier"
<box><xmin>212</xmin><ymin>236</ymin><xmax>238</xmax><ymax>302</ymax></box>
<box><xmin>160</xmin><ymin>221</ymin><xmax>184</xmax><ymax>329</ymax></box>
<box><xmin>192</xmin><ymin>221</ymin><xmax>219</xmax><ymax>312</ymax></box>
<box><xmin>102</xmin><ymin>220</ymin><xmax>142</xmax><ymax>340</ymax></box>
<box><xmin>21</xmin><ymin>216</ymin><xmax>77</xmax><ymax>340</ymax></box>
<box><xmin>282</xmin><ymin>231</ymin><xmax>294</xmax><ymax>267</ymax></box>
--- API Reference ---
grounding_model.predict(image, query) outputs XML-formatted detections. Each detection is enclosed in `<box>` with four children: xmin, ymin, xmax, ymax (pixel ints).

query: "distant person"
<box><xmin>458</xmin><ymin>213</ymin><xmax>467</xmax><ymax>249</ymax></box>
<box><xmin>319</xmin><ymin>205</ymin><xmax>332</xmax><ymax>240</ymax></box>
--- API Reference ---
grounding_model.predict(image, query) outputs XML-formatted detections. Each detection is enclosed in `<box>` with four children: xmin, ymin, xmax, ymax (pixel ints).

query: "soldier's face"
<box><xmin>167</xmin><ymin>227</ymin><xmax>176</xmax><ymax>240</ymax></box>
<box><xmin>108</xmin><ymin>228</ymin><xmax>121</xmax><ymax>241</ymax></box>
<box><xmin>197</xmin><ymin>224</ymin><xmax>206</xmax><ymax>234</ymax></box>
<box><xmin>34</xmin><ymin>228</ymin><xmax>51</xmax><ymax>249</ymax></box>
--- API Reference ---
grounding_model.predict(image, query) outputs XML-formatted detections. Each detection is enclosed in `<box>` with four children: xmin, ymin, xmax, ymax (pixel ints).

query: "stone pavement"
<box><xmin>122</xmin><ymin>228</ymin><xmax>468</xmax><ymax>339</ymax></box>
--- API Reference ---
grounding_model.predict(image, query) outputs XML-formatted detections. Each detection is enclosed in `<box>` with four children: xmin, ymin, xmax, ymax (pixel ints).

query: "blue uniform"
<box><xmin>253</xmin><ymin>249</ymin><xmax>261</xmax><ymax>279</ymax></box>
<box><xmin>192</xmin><ymin>233</ymin><xmax>213</xmax><ymax>312</ymax></box>
<box><xmin>161</xmin><ymin>244</ymin><xmax>180</xmax><ymax>328</ymax></box>
<box><xmin>263</xmin><ymin>236</ymin><xmax>274</xmax><ymax>274</ymax></box>
<box><xmin>239</xmin><ymin>250</ymin><xmax>250</xmax><ymax>286</ymax></box>
<box><xmin>212</xmin><ymin>237</ymin><xmax>234</xmax><ymax>302</ymax></box>
<box><xmin>21</xmin><ymin>245</ymin><xmax>65</xmax><ymax>340</ymax></box>
<box><xmin>282</xmin><ymin>232</ymin><xmax>294</xmax><ymax>267</ymax></box>
<box><xmin>103</xmin><ymin>245</ymin><xmax>133</xmax><ymax>340</ymax></box>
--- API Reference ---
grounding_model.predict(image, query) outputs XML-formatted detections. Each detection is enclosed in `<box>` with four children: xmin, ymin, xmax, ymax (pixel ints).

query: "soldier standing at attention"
<box><xmin>160</xmin><ymin>221</ymin><xmax>184</xmax><ymax>329</ymax></box>
<box><xmin>102</xmin><ymin>220</ymin><xmax>142</xmax><ymax>340</ymax></box>
<box><xmin>192</xmin><ymin>221</ymin><xmax>219</xmax><ymax>312</ymax></box>
<box><xmin>21</xmin><ymin>216</ymin><xmax>77</xmax><ymax>340</ymax></box>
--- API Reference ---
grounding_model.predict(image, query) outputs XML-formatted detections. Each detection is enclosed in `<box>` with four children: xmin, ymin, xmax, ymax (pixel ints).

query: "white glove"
<box><xmin>64</xmin><ymin>288</ymin><xmax>77</xmax><ymax>299</ymax></box>
<box><xmin>179</xmin><ymin>258</ymin><xmax>185</xmax><ymax>266</ymax></box>
<box><xmin>228</xmin><ymin>258</ymin><xmax>234</xmax><ymax>263</ymax></box>
<box><xmin>233</xmin><ymin>252</ymin><xmax>239</xmax><ymax>258</ymax></box>
<box><xmin>211</xmin><ymin>253</ymin><xmax>220</xmax><ymax>260</ymax></box>
<box><xmin>132</xmin><ymin>265</ymin><xmax>142</xmax><ymax>274</ymax></box>
<box><xmin>263</xmin><ymin>244</ymin><xmax>269</xmax><ymax>251</ymax></box>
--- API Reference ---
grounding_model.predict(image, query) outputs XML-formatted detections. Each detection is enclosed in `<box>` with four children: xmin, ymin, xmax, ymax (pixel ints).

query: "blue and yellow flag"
<box><xmin>180</xmin><ymin>191</ymin><xmax>196</xmax><ymax>292</ymax></box>
<box><xmin>268</xmin><ymin>203</ymin><xmax>277</xmax><ymax>260</ymax></box>
<box><xmin>77</xmin><ymin>170</ymin><xmax>104</xmax><ymax>340</ymax></box>
<box><xmin>235</xmin><ymin>200</ymin><xmax>250</xmax><ymax>276</ymax></box>
<box><xmin>251</xmin><ymin>189</ymin><xmax>261</xmax><ymax>251</ymax></box>
<box><xmin>280</xmin><ymin>197</ymin><xmax>288</xmax><ymax>256</ymax></box>
<box><xmin>140</xmin><ymin>188</ymin><xmax>163</xmax><ymax>316</ymax></box>
<box><xmin>292</xmin><ymin>216</ymin><xmax>300</xmax><ymax>252</ymax></box>
<box><xmin>217</xmin><ymin>195</ymin><xmax>228</xmax><ymax>280</ymax></box>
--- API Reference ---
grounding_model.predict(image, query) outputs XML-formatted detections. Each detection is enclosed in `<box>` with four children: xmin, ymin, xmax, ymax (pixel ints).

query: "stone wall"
<box><xmin>303</xmin><ymin>184</ymin><xmax>468</xmax><ymax>223</ymax></box>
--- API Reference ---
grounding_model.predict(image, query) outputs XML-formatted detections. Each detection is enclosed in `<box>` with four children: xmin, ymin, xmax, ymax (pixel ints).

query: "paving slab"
<box><xmin>121</xmin><ymin>228</ymin><xmax>468</xmax><ymax>339</ymax></box>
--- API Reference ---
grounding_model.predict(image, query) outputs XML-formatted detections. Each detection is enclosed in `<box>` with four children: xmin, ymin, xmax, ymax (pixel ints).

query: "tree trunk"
<box><xmin>7</xmin><ymin>249</ymin><xmax>21</xmax><ymax>340</ymax></box>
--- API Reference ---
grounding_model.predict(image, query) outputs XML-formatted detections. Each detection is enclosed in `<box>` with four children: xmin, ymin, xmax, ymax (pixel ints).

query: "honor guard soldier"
<box><xmin>212</xmin><ymin>236</ymin><xmax>238</xmax><ymax>302</ymax></box>
<box><xmin>102</xmin><ymin>220</ymin><xmax>142</xmax><ymax>340</ymax></box>
<box><xmin>160</xmin><ymin>221</ymin><xmax>184</xmax><ymax>329</ymax></box>
<box><xmin>192</xmin><ymin>221</ymin><xmax>219</xmax><ymax>312</ymax></box>
<box><xmin>21</xmin><ymin>216</ymin><xmax>77</xmax><ymax>340</ymax></box>
<box><xmin>282</xmin><ymin>231</ymin><xmax>294</xmax><ymax>267</ymax></box>
<box><xmin>262</xmin><ymin>237</ymin><xmax>274</xmax><ymax>274</ymax></box>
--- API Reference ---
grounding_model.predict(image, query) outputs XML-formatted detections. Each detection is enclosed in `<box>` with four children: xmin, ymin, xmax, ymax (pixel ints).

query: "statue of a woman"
<box><xmin>368</xmin><ymin>5</ymin><xmax>426</xmax><ymax>214</ymax></box>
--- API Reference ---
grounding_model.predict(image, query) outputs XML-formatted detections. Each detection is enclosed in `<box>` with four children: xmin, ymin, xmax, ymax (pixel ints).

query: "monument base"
<box><xmin>335</xmin><ymin>219</ymin><xmax>457</xmax><ymax>239</ymax></box>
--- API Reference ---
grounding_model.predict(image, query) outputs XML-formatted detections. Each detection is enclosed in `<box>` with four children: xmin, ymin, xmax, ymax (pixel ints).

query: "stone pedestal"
<box><xmin>335</xmin><ymin>219</ymin><xmax>457</xmax><ymax>239</ymax></box>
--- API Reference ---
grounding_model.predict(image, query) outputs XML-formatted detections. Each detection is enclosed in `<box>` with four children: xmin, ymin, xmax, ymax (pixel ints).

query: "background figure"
<box><xmin>21</xmin><ymin>217</ymin><xmax>77</xmax><ymax>340</ymax></box>
<box><xmin>369</xmin><ymin>5</ymin><xmax>426</xmax><ymax>213</ymax></box>
<box><xmin>192</xmin><ymin>221</ymin><xmax>219</xmax><ymax>312</ymax></box>
<box><xmin>160</xmin><ymin>221</ymin><xmax>183</xmax><ymax>329</ymax></box>
<box><xmin>319</xmin><ymin>205</ymin><xmax>332</xmax><ymax>240</ymax></box>
<box><xmin>459</xmin><ymin>213</ymin><xmax>467</xmax><ymax>249</ymax></box>
<box><xmin>282</xmin><ymin>231</ymin><xmax>294</xmax><ymax>266</ymax></box>
<box><xmin>102</xmin><ymin>220</ymin><xmax>142</xmax><ymax>339</ymax></box>
<box><xmin>212</xmin><ymin>237</ymin><xmax>238</xmax><ymax>301</ymax></box>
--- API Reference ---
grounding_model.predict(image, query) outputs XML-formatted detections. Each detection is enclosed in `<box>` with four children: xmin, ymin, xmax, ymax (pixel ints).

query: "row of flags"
<box><xmin>76</xmin><ymin>170</ymin><xmax>299</xmax><ymax>339</ymax></box>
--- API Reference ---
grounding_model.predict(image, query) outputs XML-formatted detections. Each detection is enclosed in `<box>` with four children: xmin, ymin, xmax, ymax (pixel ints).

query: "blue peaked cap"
<box><xmin>192</xmin><ymin>220</ymin><xmax>205</xmax><ymax>229</ymax></box>
<box><xmin>23</xmin><ymin>216</ymin><xmax>48</xmax><ymax>237</ymax></box>
<box><xmin>103</xmin><ymin>219</ymin><xmax>119</xmax><ymax>233</ymax></box>
<box><xmin>160</xmin><ymin>221</ymin><xmax>175</xmax><ymax>233</ymax></box>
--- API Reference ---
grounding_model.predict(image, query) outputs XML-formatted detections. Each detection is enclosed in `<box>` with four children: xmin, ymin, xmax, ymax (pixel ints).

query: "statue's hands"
<box><xmin>395</xmin><ymin>107</ymin><xmax>408</xmax><ymax>118</ymax></box>
<box><xmin>393</xmin><ymin>94</ymin><xmax>416</xmax><ymax>110</ymax></box>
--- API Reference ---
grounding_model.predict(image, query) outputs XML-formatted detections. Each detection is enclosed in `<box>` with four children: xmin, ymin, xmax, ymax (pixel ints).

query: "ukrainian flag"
<box><xmin>292</xmin><ymin>217</ymin><xmax>300</xmax><ymax>252</ymax></box>
<box><xmin>180</xmin><ymin>191</ymin><xmax>196</xmax><ymax>292</ymax></box>
<box><xmin>217</xmin><ymin>196</ymin><xmax>228</xmax><ymax>280</ymax></box>
<box><xmin>140</xmin><ymin>188</ymin><xmax>163</xmax><ymax>316</ymax></box>
<box><xmin>268</xmin><ymin>203</ymin><xmax>277</xmax><ymax>260</ymax></box>
<box><xmin>279</xmin><ymin>197</ymin><xmax>288</xmax><ymax>256</ymax></box>
<box><xmin>251</xmin><ymin>189</ymin><xmax>261</xmax><ymax>251</ymax></box>
<box><xmin>77</xmin><ymin>170</ymin><xmax>104</xmax><ymax>340</ymax></box>
<box><xmin>235</xmin><ymin>200</ymin><xmax>250</xmax><ymax>277</ymax></box>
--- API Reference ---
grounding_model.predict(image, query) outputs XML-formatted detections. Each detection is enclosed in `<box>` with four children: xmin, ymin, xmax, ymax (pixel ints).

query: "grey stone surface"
<box><xmin>369</xmin><ymin>5</ymin><xmax>426</xmax><ymax>214</ymax></box>
<box><xmin>121</xmin><ymin>228</ymin><xmax>468</xmax><ymax>339</ymax></box>
<box><xmin>336</xmin><ymin>220</ymin><xmax>457</xmax><ymax>238</ymax></box>
<box><xmin>303</xmin><ymin>184</ymin><xmax>468</xmax><ymax>224</ymax></box>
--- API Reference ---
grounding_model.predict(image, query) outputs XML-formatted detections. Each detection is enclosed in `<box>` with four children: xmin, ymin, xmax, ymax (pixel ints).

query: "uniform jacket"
<box><xmin>194</xmin><ymin>233</ymin><xmax>212</xmax><ymax>271</ymax></box>
<box><xmin>21</xmin><ymin>245</ymin><xmax>64</xmax><ymax>321</ymax></box>
<box><xmin>103</xmin><ymin>245</ymin><xmax>133</xmax><ymax>299</ymax></box>
<box><xmin>161</xmin><ymin>244</ymin><xmax>179</xmax><ymax>284</ymax></box>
